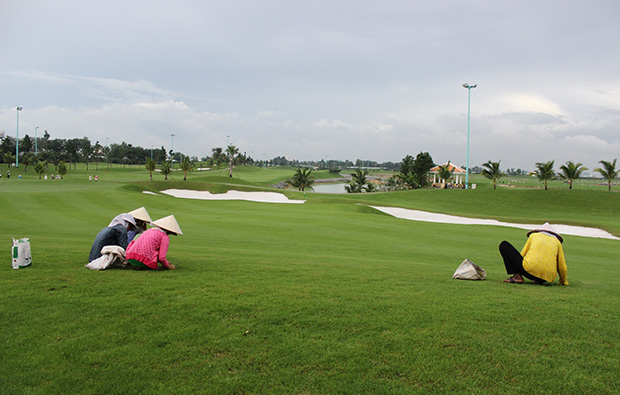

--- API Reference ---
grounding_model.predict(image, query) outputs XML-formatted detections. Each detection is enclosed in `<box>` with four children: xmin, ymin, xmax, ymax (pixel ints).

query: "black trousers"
<box><xmin>499</xmin><ymin>241</ymin><xmax>545</xmax><ymax>282</ymax></box>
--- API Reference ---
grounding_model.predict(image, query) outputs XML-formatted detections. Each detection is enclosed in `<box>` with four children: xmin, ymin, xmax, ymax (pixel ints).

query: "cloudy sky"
<box><xmin>1</xmin><ymin>0</ymin><xmax>619</xmax><ymax>170</ymax></box>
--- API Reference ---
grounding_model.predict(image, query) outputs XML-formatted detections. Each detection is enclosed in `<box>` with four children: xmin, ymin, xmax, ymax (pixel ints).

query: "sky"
<box><xmin>1</xmin><ymin>0</ymin><xmax>619</xmax><ymax>171</ymax></box>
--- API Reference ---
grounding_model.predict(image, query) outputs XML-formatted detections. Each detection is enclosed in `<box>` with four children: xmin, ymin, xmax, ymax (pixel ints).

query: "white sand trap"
<box><xmin>160</xmin><ymin>189</ymin><xmax>305</xmax><ymax>204</ymax></box>
<box><xmin>370</xmin><ymin>206</ymin><xmax>620</xmax><ymax>240</ymax></box>
<box><xmin>142</xmin><ymin>191</ymin><xmax>161</xmax><ymax>196</ymax></box>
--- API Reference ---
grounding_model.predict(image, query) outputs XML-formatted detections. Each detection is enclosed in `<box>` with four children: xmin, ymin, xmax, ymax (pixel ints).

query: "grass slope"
<box><xmin>0</xmin><ymin>166</ymin><xmax>619</xmax><ymax>394</ymax></box>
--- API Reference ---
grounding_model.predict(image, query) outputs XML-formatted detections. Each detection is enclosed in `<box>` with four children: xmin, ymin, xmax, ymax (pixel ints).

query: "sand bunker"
<box><xmin>370</xmin><ymin>206</ymin><xmax>620</xmax><ymax>240</ymax></box>
<box><xmin>160</xmin><ymin>189</ymin><xmax>305</xmax><ymax>204</ymax></box>
<box><xmin>148</xmin><ymin>189</ymin><xmax>617</xmax><ymax>240</ymax></box>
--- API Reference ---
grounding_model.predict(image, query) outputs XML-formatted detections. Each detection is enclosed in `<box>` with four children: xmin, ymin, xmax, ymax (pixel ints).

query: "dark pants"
<box><xmin>499</xmin><ymin>241</ymin><xmax>545</xmax><ymax>282</ymax></box>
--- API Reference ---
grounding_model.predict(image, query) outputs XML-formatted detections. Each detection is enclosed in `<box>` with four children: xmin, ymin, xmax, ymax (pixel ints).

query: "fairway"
<box><xmin>1</xmin><ymin>166</ymin><xmax>619</xmax><ymax>394</ymax></box>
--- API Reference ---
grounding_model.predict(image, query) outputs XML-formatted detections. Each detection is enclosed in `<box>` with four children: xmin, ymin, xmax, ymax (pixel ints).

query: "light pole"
<box><xmin>105</xmin><ymin>137</ymin><xmax>109</xmax><ymax>168</ymax></box>
<box><xmin>15</xmin><ymin>106</ymin><xmax>23</xmax><ymax>167</ymax></box>
<box><xmin>462</xmin><ymin>83</ymin><xmax>477</xmax><ymax>189</ymax></box>
<box><xmin>35</xmin><ymin>126</ymin><xmax>39</xmax><ymax>155</ymax></box>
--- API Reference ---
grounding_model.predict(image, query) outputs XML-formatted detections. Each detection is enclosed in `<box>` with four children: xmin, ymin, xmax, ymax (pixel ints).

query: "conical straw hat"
<box><xmin>527</xmin><ymin>222</ymin><xmax>563</xmax><ymax>243</ymax></box>
<box><xmin>152</xmin><ymin>215</ymin><xmax>183</xmax><ymax>235</ymax></box>
<box><xmin>128</xmin><ymin>207</ymin><xmax>152</xmax><ymax>223</ymax></box>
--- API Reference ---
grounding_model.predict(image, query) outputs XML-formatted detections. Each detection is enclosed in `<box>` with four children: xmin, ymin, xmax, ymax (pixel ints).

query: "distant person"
<box><xmin>499</xmin><ymin>223</ymin><xmax>568</xmax><ymax>285</ymax></box>
<box><xmin>89</xmin><ymin>214</ymin><xmax>137</xmax><ymax>262</ymax></box>
<box><xmin>7</xmin><ymin>170</ymin><xmax>10</xmax><ymax>178</ymax></box>
<box><xmin>126</xmin><ymin>215</ymin><xmax>183</xmax><ymax>270</ymax></box>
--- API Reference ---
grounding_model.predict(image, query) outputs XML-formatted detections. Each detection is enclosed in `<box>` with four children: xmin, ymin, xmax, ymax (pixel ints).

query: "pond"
<box><xmin>311</xmin><ymin>183</ymin><xmax>347</xmax><ymax>194</ymax></box>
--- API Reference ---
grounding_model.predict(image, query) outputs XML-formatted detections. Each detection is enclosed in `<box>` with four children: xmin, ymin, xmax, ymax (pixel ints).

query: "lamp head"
<box><xmin>16</xmin><ymin>106</ymin><xmax>23</xmax><ymax>111</ymax></box>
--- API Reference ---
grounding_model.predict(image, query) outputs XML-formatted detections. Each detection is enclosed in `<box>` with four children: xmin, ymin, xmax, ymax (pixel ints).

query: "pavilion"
<box><xmin>429</xmin><ymin>162</ymin><xmax>467</xmax><ymax>186</ymax></box>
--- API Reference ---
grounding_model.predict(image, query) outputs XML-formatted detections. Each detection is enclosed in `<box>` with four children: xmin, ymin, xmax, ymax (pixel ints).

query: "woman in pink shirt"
<box><xmin>126</xmin><ymin>215</ymin><xmax>183</xmax><ymax>270</ymax></box>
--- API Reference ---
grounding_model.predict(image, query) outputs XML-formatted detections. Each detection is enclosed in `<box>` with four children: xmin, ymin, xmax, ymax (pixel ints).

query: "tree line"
<box><xmin>481</xmin><ymin>159</ymin><xmax>618</xmax><ymax>191</ymax></box>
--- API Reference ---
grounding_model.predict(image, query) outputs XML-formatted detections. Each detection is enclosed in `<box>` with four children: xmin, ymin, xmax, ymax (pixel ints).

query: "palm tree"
<box><xmin>57</xmin><ymin>160</ymin><xmax>68</xmax><ymax>179</ymax></box>
<box><xmin>436</xmin><ymin>162</ymin><xmax>454</xmax><ymax>188</ymax></box>
<box><xmin>160</xmin><ymin>161</ymin><xmax>172</xmax><ymax>181</ymax></box>
<box><xmin>481</xmin><ymin>160</ymin><xmax>504</xmax><ymax>189</ymax></box>
<box><xmin>289</xmin><ymin>167</ymin><xmax>315</xmax><ymax>191</ymax></box>
<box><xmin>4</xmin><ymin>153</ymin><xmax>15</xmax><ymax>167</ymax></box>
<box><xmin>180</xmin><ymin>156</ymin><xmax>193</xmax><ymax>181</ymax></box>
<box><xmin>345</xmin><ymin>169</ymin><xmax>374</xmax><ymax>193</ymax></box>
<box><xmin>535</xmin><ymin>160</ymin><xmax>555</xmax><ymax>190</ymax></box>
<box><xmin>595</xmin><ymin>159</ymin><xmax>619</xmax><ymax>191</ymax></box>
<box><xmin>226</xmin><ymin>145</ymin><xmax>239</xmax><ymax>177</ymax></box>
<box><xmin>558</xmin><ymin>161</ymin><xmax>587</xmax><ymax>190</ymax></box>
<box><xmin>145</xmin><ymin>158</ymin><xmax>156</xmax><ymax>180</ymax></box>
<box><xmin>34</xmin><ymin>160</ymin><xmax>47</xmax><ymax>179</ymax></box>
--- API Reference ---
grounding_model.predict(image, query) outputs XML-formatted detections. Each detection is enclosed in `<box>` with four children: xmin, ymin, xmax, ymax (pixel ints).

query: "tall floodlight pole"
<box><xmin>35</xmin><ymin>126</ymin><xmax>39</xmax><ymax>155</ymax></box>
<box><xmin>16</xmin><ymin>106</ymin><xmax>23</xmax><ymax>167</ymax></box>
<box><xmin>462</xmin><ymin>83</ymin><xmax>477</xmax><ymax>189</ymax></box>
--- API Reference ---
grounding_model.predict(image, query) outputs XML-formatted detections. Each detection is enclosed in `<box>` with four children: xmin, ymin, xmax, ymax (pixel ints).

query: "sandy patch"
<box><xmin>160</xmin><ymin>189</ymin><xmax>305</xmax><ymax>204</ymax></box>
<box><xmin>370</xmin><ymin>206</ymin><xmax>620</xmax><ymax>240</ymax></box>
<box><xmin>145</xmin><ymin>189</ymin><xmax>617</xmax><ymax>239</ymax></box>
<box><xmin>142</xmin><ymin>191</ymin><xmax>161</xmax><ymax>196</ymax></box>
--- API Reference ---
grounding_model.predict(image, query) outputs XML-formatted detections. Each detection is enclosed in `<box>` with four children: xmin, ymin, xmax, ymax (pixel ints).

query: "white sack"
<box><xmin>85</xmin><ymin>245</ymin><xmax>126</xmax><ymax>270</ymax></box>
<box><xmin>12</xmin><ymin>238</ymin><xmax>32</xmax><ymax>269</ymax></box>
<box><xmin>452</xmin><ymin>258</ymin><xmax>486</xmax><ymax>280</ymax></box>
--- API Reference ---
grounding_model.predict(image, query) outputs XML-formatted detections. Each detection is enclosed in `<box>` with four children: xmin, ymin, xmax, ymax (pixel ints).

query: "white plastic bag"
<box><xmin>452</xmin><ymin>258</ymin><xmax>486</xmax><ymax>280</ymax></box>
<box><xmin>12</xmin><ymin>238</ymin><xmax>32</xmax><ymax>269</ymax></box>
<box><xmin>85</xmin><ymin>245</ymin><xmax>126</xmax><ymax>270</ymax></box>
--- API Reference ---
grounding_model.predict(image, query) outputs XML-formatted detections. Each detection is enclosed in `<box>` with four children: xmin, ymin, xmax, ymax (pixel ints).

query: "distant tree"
<box><xmin>93</xmin><ymin>141</ymin><xmax>103</xmax><ymax>170</ymax></box>
<box><xmin>80</xmin><ymin>138</ymin><xmax>92</xmax><ymax>170</ymax></box>
<box><xmin>3</xmin><ymin>153</ymin><xmax>14</xmax><ymax>167</ymax></box>
<box><xmin>34</xmin><ymin>161</ymin><xmax>47</xmax><ymax>179</ymax></box>
<box><xmin>397</xmin><ymin>155</ymin><xmax>416</xmax><ymax>189</ymax></box>
<box><xmin>535</xmin><ymin>160</ymin><xmax>555</xmax><ymax>190</ymax></box>
<box><xmin>57</xmin><ymin>160</ymin><xmax>68</xmax><ymax>179</ymax></box>
<box><xmin>595</xmin><ymin>159</ymin><xmax>619</xmax><ymax>192</ymax></box>
<box><xmin>412</xmin><ymin>152</ymin><xmax>434</xmax><ymax>188</ymax></box>
<box><xmin>289</xmin><ymin>167</ymin><xmax>315</xmax><ymax>191</ymax></box>
<box><xmin>21</xmin><ymin>134</ymin><xmax>34</xmax><ymax>153</ymax></box>
<box><xmin>481</xmin><ymin>160</ymin><xmax>504</xmax><ymax>189</ymax></box>
<box><xmin>160</xmin><ymin>161</ymin><xmax>172</xmax><ymax>181</ymax></box>
<box><xmin>21</xmin><ymin>152</ymin><xmax>36</xmax><ymax>172</ymax></box>
<box><xmin>346</xmin><ymin>169</ymin><xmax>375</xmax><ymax>193</ymax></box>
<box><xmin>226</xmin><ymin>145</ymin><xmax>239</xmax><ymax>177</ymax></box>
<box><xmin>145</xmin><ymin>158</ymin><xmax>156</xmax><ymax>180</ymax></box>
<box><xmin>558</xmin><ymin>161</ymin><xmax>587</xmax><ymax>190</ymax></box>
<box><xmin>436</xmin><ymin>162</ymin><xmax>454</xmax><ymax>188</ymax></box>
<box><xmin>180</xmin><ymin>156</ymin><xmax>193</xmax><ymax>181</ymax></box>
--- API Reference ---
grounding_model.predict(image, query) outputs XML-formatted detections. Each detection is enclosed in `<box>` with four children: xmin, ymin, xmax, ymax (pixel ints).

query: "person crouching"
<box><xmin>499</xmin><ymin>222</ymin><xmax>568</xmax><ymax>285</ymax></box>
<box><xmin>89</xmin><ymin>213</ymin><xmax>138</xmax><ymax>262</ymax></box>
<box><xmin>126</xmin><ymin>215</ymin><xmax>183</xmax><ymax>270</ymax></box>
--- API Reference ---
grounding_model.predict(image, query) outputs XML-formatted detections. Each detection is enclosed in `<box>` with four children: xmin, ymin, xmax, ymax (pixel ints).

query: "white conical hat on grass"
<box><xmin>153</xmin><ymin>215</ymin><xmax>183</xmax><ymax>235</ymax></box>
<box><xmin>128</xmin><ymin>207</ymin><xmax>152</xmax><ymax>223</ymax></box>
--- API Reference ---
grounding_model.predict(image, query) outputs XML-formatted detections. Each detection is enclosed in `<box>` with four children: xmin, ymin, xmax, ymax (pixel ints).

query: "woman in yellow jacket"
<box><xmin>499</xmin><ymin>223</ymin><xmax>569</xmax><ymax>285</ymax></box>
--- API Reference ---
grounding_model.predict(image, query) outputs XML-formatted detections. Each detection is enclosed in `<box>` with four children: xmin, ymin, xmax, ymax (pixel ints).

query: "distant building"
<box><xmin>429</xmin><ymin>162</ymin><xmax>467</xmax><ymax>185</ymax></box>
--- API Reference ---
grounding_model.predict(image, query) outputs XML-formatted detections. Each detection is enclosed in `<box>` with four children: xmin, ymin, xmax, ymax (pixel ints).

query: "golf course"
<box><xmin>1</xmin><ymin>165</ymin><xmax>619</xmax><ymax>394</ymax></box>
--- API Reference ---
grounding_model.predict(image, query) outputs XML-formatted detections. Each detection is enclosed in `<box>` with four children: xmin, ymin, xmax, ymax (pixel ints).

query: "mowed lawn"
<box><xmin>1</xmin><ymin>166</ymin><xmax>619</xmax><ymax>394</ymax></box>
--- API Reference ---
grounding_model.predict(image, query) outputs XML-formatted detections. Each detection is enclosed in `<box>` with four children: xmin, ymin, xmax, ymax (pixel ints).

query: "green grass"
<box><xmin>1</xmin><ymin>166</ymin><xmax>619</xmax><ymax>394</ymax></box>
